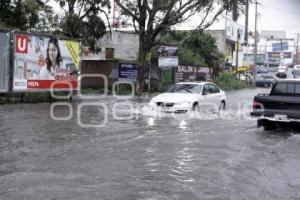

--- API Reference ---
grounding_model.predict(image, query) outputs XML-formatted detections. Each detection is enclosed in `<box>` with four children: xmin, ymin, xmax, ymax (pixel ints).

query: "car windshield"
<box><xmin>167</xmin><ymin>84</ymin><xmax>202</xmax><ymax>93</ymax></box>
<box><xmin>262</xmin><ymin>75</ymin><xmax>274</xmax><ymax>79</ymax></box>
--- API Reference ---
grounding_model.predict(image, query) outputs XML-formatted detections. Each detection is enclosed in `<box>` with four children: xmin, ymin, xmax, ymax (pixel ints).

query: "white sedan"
<box><xmin>149</xmin><ymin>82</ymin><xmax>226</xmax><ymax>113</ymax></box>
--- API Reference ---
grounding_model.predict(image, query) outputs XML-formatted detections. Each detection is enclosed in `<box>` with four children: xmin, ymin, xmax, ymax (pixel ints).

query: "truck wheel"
<box><xmin>263</xmin><ymin>121</ymin><xmax>276</xmax><ymax>130</ymax></box>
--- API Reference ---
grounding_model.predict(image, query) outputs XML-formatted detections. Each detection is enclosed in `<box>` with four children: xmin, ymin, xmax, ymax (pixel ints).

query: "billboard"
<box><xmin>158</xmin><ymin>46</ymin><xmax>179</xmax><ymax>68</ymax></box>
<box><xmin>0</xmin><ymin>30</ymin><xmax>11</xmax><ymax>93</ymax></box>
<box><xmin>13</xmin><ymin>32</ymin><xmax>81</xmax><ymax>91</ymax></box>
<box><xmin>226</xmin><ymin>19</ymin><xmax>245</xmax><ymax>43</ymax></box>
<box><xmin>272</xmin><ymin>42</ymin><xmax>289</xmax><ymax>52</ymax></box>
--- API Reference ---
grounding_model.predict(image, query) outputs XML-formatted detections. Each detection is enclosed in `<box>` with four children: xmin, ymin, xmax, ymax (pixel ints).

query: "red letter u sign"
<box><xmin>16</xmin><ymin>34</ymin><xmax>28</xmax><ymax>54</ymax></box>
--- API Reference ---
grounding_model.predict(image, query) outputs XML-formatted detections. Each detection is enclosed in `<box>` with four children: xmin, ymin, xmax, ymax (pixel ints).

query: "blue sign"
<box><xmin>272</xmin><ymin>42</ymin><xmax>288</xmax><ymax>52</ymax></box>
<box><xmin>118</xmin><ymin>63</ymin><xmax>137</xmax><ymax>81</ymax></box>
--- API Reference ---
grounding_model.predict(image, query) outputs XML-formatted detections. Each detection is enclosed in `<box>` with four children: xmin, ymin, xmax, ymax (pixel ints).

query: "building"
<box><xmin>82</xmin><ymin>30</ymin><xmax>139</xmax><ymax>61</ymax></box>
<box><xmin>206</xmin><ymin>18</ymin><xmax>245</xmax><ymax>66</ymax></box>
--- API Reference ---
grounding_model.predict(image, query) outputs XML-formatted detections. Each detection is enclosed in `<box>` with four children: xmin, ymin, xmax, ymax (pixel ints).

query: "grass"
<box><xmin>215</xmin><ymin>73</ymin><xmax>251</xmax><ymax>91</ymax></box>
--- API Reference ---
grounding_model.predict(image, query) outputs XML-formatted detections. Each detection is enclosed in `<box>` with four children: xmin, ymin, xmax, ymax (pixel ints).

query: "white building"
<box><xmin>82</xmin><ymin>30</ymin><xmax>139</xmax><ymax>61</ymax></box>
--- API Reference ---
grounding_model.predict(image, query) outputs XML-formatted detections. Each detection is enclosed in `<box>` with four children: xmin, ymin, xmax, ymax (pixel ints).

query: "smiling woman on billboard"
<box><xmin>39</xmin><ymin>37</ymin><xmax>64</xmax><ymax>80</ymax></box>
<box><xmin>13</xmin><ymin>32</ymin><xmax>81</xmax><ymax>91</ymax></box>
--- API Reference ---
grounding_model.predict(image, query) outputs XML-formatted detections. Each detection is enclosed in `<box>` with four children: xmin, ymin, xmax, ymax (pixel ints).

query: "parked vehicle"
<box><xmin>256</xmin><ymin>66</ymin><xmax>268</xmax><ymax>74</ymax></box>
<box><xmin>275</xmin><ymin>65</ymin><xmax>288</xmax><ymax>78</ymax></box>
<box><xmin>251</xmin><ymin>79</ymin><xmax>300</xmax><ymax>130</ymax></box>
<box><xmin>292</xmin><ymin>65</ymin><xmax>300</xmax><ymax>79</ymax></box>
<box><xmin>149</xmin><ymin>82</ymin><xmax>226</xmax><ymax>113</ymax></box>
<box><xmin>255</xmin><ymin>74</ymin><xmax>275</xmax><ymax>87</ymax></box>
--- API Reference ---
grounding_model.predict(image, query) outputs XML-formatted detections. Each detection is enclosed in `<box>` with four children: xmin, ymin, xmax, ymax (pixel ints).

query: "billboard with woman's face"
<box><xmin>13</xmin><ymin>32</ymin><xmax>81</xmax><ymax>91</ymax></box>
<box><xmin>0</xmin><ymin>30</ymin><xmax>10</xmax><ymax>93</ymax></box>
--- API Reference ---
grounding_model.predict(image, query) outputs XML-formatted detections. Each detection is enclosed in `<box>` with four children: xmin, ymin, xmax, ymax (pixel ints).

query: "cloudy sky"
<box><xmin>49</xmin><ymin>0</ymin><xmax>300</xmax><ymax>39</ymax></box>
<box><xmin>240</xmin><ymin>0</ymin><xmax>300</xmax><ymax>38</ymax></box>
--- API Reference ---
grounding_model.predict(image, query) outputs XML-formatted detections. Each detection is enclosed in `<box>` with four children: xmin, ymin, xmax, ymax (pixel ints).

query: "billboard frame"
<box><xmin>11</xmin><ymin>30</ymin><xmax>82</xmax><ymax>93</ymax></box>
<box><xmin>0</xmin><ymin>29</ymin><xmax>12</xmax><ymax>93</ymax></box>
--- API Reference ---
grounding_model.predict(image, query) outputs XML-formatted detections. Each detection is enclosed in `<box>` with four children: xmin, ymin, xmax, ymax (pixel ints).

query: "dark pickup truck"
<box><xmin>251</xmin><ymin>79</ymin><xmax>300</xmax><ymax>130</ymax></box>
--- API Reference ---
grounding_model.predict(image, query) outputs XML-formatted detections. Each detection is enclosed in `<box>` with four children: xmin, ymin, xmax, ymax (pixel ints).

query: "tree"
<box><xmin>0</xmin><ymin>0</ymin><xmax>48</xmax><ymax>31</ymax></box>
<box><xmin>56</xmin><ymin>0</ymin><xmax>110</xmax><ymax>51</ymax></box>
<box><xmin>115</xmin><ymin>0</ymin><xmax>244</xmax><ymax>95</ymax></box>
<box><xmin>158</xmin><ymin>31</ymin><xmax>224</xmax><ymax>78</ymax></box>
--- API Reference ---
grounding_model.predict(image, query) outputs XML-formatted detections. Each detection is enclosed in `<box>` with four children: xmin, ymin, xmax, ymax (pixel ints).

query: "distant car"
<box><xmin>255</xmin><ymin>74</ymin><xmax>275</xmax><ymax>87</ymax></box>
<box><xmin>293</xmin><ymin>65</ymin><xmax>300</xmax><ymax>79</ymax></box>
<box><xmin>256</xmin><ymin>66</ymin><xmax>268</xmax><ymax>74</ymax></box>
<box><xmin>276</xmin><ymin>65</ymin><xmax>288</xmax><ymax>78</ymax></box>
<box><xmin>149</xmin><ymin>82</ymin><xmax>226</xmax><ymax>113</ymax></box>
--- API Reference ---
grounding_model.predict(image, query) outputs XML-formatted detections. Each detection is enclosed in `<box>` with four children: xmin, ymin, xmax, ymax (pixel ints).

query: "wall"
<box><xmin>81</xmin><ymin>60</ymin><xmax>119</xmax><ymax>88</ymax></box>
<box><xmin>206</xmin><ymin>30</ymin><xmax>226</xmax><ymax>54</ymax></box>
<box><xmin>82</xmin><ymin>31</ymin><xmax>139</xmax><ymax>61</ymax></box>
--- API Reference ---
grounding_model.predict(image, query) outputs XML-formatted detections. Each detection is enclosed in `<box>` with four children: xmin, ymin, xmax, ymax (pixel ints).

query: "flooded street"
<box><xmin>1</xmin><ymin>87</ymin><xmax>300</xmax><ymax>200</ymax></box>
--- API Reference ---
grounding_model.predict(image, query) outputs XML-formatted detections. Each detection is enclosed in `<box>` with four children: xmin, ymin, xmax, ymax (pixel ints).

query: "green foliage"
<box><xmin>57</xmin><ymin>0</ymin><xmax>110</xmax><ymax>51</ymax></box>
<box><xmin>215</xmin><ymin>73</ymin><xmax>249</xmax><ymax>91</ymax></box>
<box><xmin>158</xmin><ymin>31</ymin><xmax>224</xmax><ymax>77</ymax></box>
<box><xmin>0</xmin><ymin>0</ymin><xmax>48</xmax><ymax>31</ymax></box>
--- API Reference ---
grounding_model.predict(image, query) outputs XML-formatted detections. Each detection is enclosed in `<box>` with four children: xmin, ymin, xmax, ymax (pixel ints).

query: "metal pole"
<box><xmin>244</xmin><ymin>0</ymin><xmax>249</xmax><ymax>45</ymax></box>
<box><xmin>296</xmin><ymin>33</ymin><xmax>300</xmax><ymax>63</ymax></box>
<box><xmin>280</xmin><ymin>39</ymin><xmax>283</xmax><ymax>64</ymax></box>
<box><xmin>235</xmin><ymin>30</ymin><xmax>239</xmax><ymax>79</ymax></box>
<box><xmin>253</xmin><ymin>1</ymin><xmax>258</xmax><ymax>85</ymax></box>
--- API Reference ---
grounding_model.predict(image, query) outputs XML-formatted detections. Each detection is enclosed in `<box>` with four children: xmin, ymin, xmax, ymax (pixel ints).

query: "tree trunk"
<box><xmin>136</xmin><ymin>42</ymin><xmax>148</xmax><ymax>95</ymax></box>
<box><xmin>136</xmin><ymin>1</ymin><xmax>148</xmax><ymax>96</ymax></box>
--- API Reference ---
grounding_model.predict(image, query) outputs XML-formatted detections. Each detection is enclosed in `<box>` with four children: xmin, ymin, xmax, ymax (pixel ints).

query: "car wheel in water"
<box><xmin>219</xmin><ymin>101</ymin><xmax>226</xmax><ymax>111</ymax></box>
<box><xmin>192</xmin><ymin>103</ymin><xmax>200</xmax><ymax>112</ymax></box>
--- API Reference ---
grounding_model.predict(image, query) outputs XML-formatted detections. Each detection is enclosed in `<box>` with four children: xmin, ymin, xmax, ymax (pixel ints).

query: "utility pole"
<box><xmin>253</xmin><ymin>1</ymin><xmax>258</xmax><ymax>85</ymax></box>
<box><xmin>236</xmin><ymin>29</ymin><xmax>240</xmax><ymax>78</ymax></box>
<box><xmin>280</xmin><ymin>39</ymin><xmax>283</xmax><ymax>64</ymax></box>
<box><xmin>244</xmin><ymin>0</ymin><xmax>249</xmax><ymax>45</ymax></box>
<box><xmin>296</xmin><ymin>33</ymin><xmax>299</xmax><ymax>63</ymax></box>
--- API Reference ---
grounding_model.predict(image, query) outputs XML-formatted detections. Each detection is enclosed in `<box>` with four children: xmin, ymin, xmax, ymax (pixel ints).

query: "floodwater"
<box><xmin>1</xmin><ymin>87</ymin><xmax>300</xmax><ymax>200</ymax></box>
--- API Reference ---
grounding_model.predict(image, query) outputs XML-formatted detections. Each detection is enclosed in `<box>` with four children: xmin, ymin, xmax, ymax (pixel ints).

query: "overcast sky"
<box><xmin>240</xmin><ymin>0</ymin><xmax>300</xmax><ymax>38</ymax></box>
<box><xmin>49</xmin><ymin>0</ymin><xmax>300</xmax><ymax>39</ymax></box>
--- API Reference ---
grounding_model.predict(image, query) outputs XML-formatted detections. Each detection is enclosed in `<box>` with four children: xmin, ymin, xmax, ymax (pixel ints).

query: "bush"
<box><xmin>215</xmin><ymin>73</ymin><xmax>250</xmax><ymax>91</ymax></box>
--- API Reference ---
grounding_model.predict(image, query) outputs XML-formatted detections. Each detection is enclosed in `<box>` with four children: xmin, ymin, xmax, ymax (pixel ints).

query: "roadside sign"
<box><xmin>118</xmin><ymin>63</ymin><xmax>137</xmax><ymax>82</ymax></box>
<box><xmin>12</xmin><ymin>32</ymin><xmax>81</xmax><ymax>91</ymax></box>
<box><xmin>158</xmin><ymin>46</ymin><xmax>178</xmax><ymax>68</ymax></box>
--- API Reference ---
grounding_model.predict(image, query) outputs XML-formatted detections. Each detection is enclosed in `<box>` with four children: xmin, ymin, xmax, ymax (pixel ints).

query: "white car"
<box><xmin>149</xmin><ymin>82</ymin><xmax>226</xmax><ymax>113</ymax></box>
<box><xmin>293</xmin><ymin>65</ymin><xmax>300</xmax><ymax>79</ymax></box>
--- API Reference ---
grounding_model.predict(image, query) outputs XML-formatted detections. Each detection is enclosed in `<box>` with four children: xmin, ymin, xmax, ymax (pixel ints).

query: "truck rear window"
<box><xmin>271</xmin><ymin>83</ymin><xmax>300</xmax><ymax>95</ymax></box>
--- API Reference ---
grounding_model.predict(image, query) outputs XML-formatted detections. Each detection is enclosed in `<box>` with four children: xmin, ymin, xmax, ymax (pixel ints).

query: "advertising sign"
<box><xmin>0</xmin><ymin>30</ymin><xmax>10</xmax><ymax>92</ymax></box>
<box><xmin>272</xmin><ymin>42</ymin><xmax>289</xmax><ymax>52</ymax></box>
<box><xmin>268</xmin><ymin>52</ymin><xmax>292</xmax><ymax>59</ymax></box>
<box><xmin>118</xmin><ymin>63</ymin><xmax>137</xmax><ymax>82</ymax></box>
<box><xmin>158</xmin><ymin>46</ymin><xmax>179</xmax><ymax>68</ymax></box>
<box><xmin>13</xmin><ymin>32</ymin><xmax>81</xmax><ymax>91</ymax></box>
<box><xmin>176</xmin><ymin>65</ymin><xmax>210</xmax><ymax>82</ymax></box>
<box><xmin>226</xmin><ymin>19</ymin><xmax>245</xmax><ymax>43</ymax></box>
